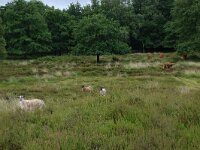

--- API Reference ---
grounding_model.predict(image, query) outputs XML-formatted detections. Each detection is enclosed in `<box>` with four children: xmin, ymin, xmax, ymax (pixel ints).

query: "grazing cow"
<box><xmin>81</xmin><ymin>85</ymin><xmax>93</xmax><ymax>93</ymax></box>
<box><xmin>159</xmin><ymin>53</ymin><xmax>164</xmax><ymax>58</ymax></box>
<box><xmin>163</xmin><ymin>62</ymin><xmax>175</xmax><ymax>70</ymax></box>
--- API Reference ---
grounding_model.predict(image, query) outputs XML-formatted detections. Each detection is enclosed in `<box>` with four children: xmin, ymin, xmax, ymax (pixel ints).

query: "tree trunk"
<box><xmin>182</xmin><ymin>54</ymin><xmax>187</xmax><ymax>60</ymax></box>
<box><xmin>142</xmin><ymin>42</ymin><xmax>145</xmax><ymax>53</ymax></box>
<box><xmin>59</xmin><ymin>50</ymin><xmax>62</xmax><ymax>56</ymax></box>
<box><xmin>97</xmin><ymin>54</ymin><xmax>100</xmax><ymax>63</ymax></box>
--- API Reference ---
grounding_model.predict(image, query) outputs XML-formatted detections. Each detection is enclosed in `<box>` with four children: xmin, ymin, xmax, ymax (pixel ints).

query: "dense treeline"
<box><xmin>0</xmin><ymin>16</ymin><xmax>6</xmax><ymax>58</ymax></box>
<box><xmin>0</xmin><ymin>0</ymin><xmax>199</xmax><ymax>59</ymax></box>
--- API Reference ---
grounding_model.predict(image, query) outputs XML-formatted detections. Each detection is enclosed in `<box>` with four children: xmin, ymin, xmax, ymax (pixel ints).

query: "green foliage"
<box><xmin>132</xmin><ymin>0</ymin><xmax>174</xmax><ymax>51</ymax></box>
<box><xmin>45</xmin><ymin>8</ymin><xmax>75</xmax><ymax>55</ymax></box>
<box><xmin>74</xmin><ymin>14</ymin><xmax>131</xmax><ymax>56</ymax></box>
<box><xmin>82</xmin><ymin>5</ymin><xmax>94</xmax><ymax>17</ymax></box>
<box><xmin>169</xmin><ymin>0</ymin><xmax>200</xmax><ymax>56</ymax></box>
<box><xmin>0</xmin><ymin>17</ymin><xmax>7</xmax><ymax>59</ymax></box>
<box><xmin>0</xmin><ymin>0</ymin><xmax>199</xmax><ymax>58</ymax></box>
<box><xmin>2</xmin><ymin>0</ymin><xmax>52</xmax><ymax>56</ymax></box>
<box><xmin>99</xmin><ymin>0</ymin><xmax>174</xmax><ymax>51</ymax></box>
<box><xmin>67</xmin><ymin>2</ymin><xmax>83</xmax><ymax>19</ymax></box>
<box><xmin>100</xmin><ymin>0</ymin><xmax>137</xmax><ymax>48</ymax></box>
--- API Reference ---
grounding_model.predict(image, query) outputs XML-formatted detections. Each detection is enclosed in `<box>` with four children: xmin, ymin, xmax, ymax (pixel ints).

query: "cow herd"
<box><xmin>147</xmin><ymin>52</ymin><xmax>176</xmax><ymax>70</ymax></box>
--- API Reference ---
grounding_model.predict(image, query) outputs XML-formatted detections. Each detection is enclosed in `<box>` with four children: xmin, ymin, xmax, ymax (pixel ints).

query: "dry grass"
<box><xmin>18</xmin><ymin>61</ymin><xmax>29</xmax><ymax>66</ymax></box>
<box><xmin>174</xmin><ymin>77</ymin><xmax>200</xmax><ymax>89</ymax></box>
<box><xmin>0</xmin><ymin>98</ymin><xmax>18</xmax><ymax>112</ymax></box>
<box><xmin>179</xmin><ymin>61</ymin><xmax>200</xmax><ymax>67</ymax></box>
<box><xmin>145</xmin><ymin>81</ymin><xmax>159</xmax><ymax>89</ymax></box>
<box><xmin>177</xmin><ymin>86</ymin><xmax>191</xmax><ymax>94</ymax></box>
<box><xmin>31</xmin><ymin>68</ymin><xmax>38</xmax><ymax>73</ymax></box>
<box><xmin>184</xmin><ymin>69</ymin><xmax>200</xmax><ymax>76</ymax></box>
<box><xmin>41</xmin><ymin>68</ymin><xmax>49</xmax><ymax>74</ymax></box>
<box><xmin>54</xmin><ymin>71</ymin><xmax>63</xmax><ymax>77</ymax></box>
<box><xmin>124</xmin><ymin>61</ymin><xmax>161</xmax><ymax>69</ymax></box>
<box><xmin>105</xmin><ymin>63</ymin><xmax>112</xmax><ymax>69</ymax></box>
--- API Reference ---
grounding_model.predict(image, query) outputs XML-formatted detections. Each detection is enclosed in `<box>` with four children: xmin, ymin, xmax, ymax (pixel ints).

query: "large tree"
<box><xmin>0</xmin><ymin>17</ymin><xmax>7</xmax><ymax>59</ymax></box>
<box><xmin>92</xmin><ymin>0</ymin><xmax>174</xmax><ymax>52</ymax></box>
<box><xmin>74</xmin><ymin>14</ymin><xmax>131</xmax><ymax>63</ymax></box>
<box><xmin>45</xmin><ymin>8</ymin><xmax>74</xmax><ymax>55</ymax></box>
<box><xmin>2</xmin><ymin>0</ymin><xmax>52</xmax><ymax>57</ymax></box>
<box><xmin>130</xmin><ymin>0</ymin><xmax>174</xmax><ymax>52</ymax></box>
<box><xmin>168</xmin><ymin>0</ymin><xmax>200</xmax><ymax>57</ymax></box>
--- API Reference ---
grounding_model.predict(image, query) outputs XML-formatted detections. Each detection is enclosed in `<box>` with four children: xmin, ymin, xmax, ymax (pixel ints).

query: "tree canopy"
<box><xmin>0</xmin><ymin>17</ymin><xmax>7</xmax><ymax>59</ymax></box>
<box><xmin>169</xmin><ymin>0</ymin><xmax>200</xmax><ymax>56</ymax></box>
<box><xmin>45</xmin><ymin>8</ymin><xmax>74</xmax><ymax>55</ymax></box>
<box><xmin>2</xmin><ymin>0</ymin><xmax>52</xmax><ymax>57</ymax></box>
<box><xmin>74</xmin><ymin>14</ymin><xmax>131</xmax><ymax>55</ymax></box>
<box><xmin>0</xmin><ymin>0</ymin><xmax>199</xmax><ymax>58</ymax></box>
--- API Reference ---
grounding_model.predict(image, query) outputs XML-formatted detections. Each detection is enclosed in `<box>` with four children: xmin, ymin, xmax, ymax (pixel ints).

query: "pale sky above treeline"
<box><xmin>0</xmin><ymin>0</ymin><xmax>91</xmax><ymax>9</ymax></box>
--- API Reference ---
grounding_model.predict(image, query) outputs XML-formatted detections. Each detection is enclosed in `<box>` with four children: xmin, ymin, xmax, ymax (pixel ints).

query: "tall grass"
<box><xmin>0</xmin><ymin>53</ymin><xmax>200</xmax><ymax>149</ymax></box>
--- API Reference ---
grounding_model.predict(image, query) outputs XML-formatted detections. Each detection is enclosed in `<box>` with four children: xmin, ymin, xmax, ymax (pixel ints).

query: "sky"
<box><xmin>0</xmin><ymin>0</ymin><xmax>91</xmax><ymax>9</ymax></box>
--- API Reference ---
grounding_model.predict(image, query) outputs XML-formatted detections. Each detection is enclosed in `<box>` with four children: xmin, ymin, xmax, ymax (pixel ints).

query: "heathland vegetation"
<box><xmin>0</xmin><ymin>0</ymin><xmax>200</xmax><ymax>149</ymax></box>
<box><xmin>0</xmin><ymin>53</ymin><xmax>200</xmax><ymax>149</ymax></box>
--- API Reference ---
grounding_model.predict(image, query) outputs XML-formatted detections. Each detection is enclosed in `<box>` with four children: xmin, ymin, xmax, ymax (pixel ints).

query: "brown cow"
<box><xmin>163</xmin><ymin>62</ymin><xmax>175</xmax><ymax>70</ymax></box>
<box><xmin>159</xmin><ymin>53</ymin><xmax>164</xmax><ymax>58</ymax></box>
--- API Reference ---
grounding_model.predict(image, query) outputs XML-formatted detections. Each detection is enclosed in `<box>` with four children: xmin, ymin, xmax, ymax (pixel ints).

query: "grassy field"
<box><xmin>0</xmin><ymin>53</ymin><xmax>200</xmax><ymax>149</ymax></box>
